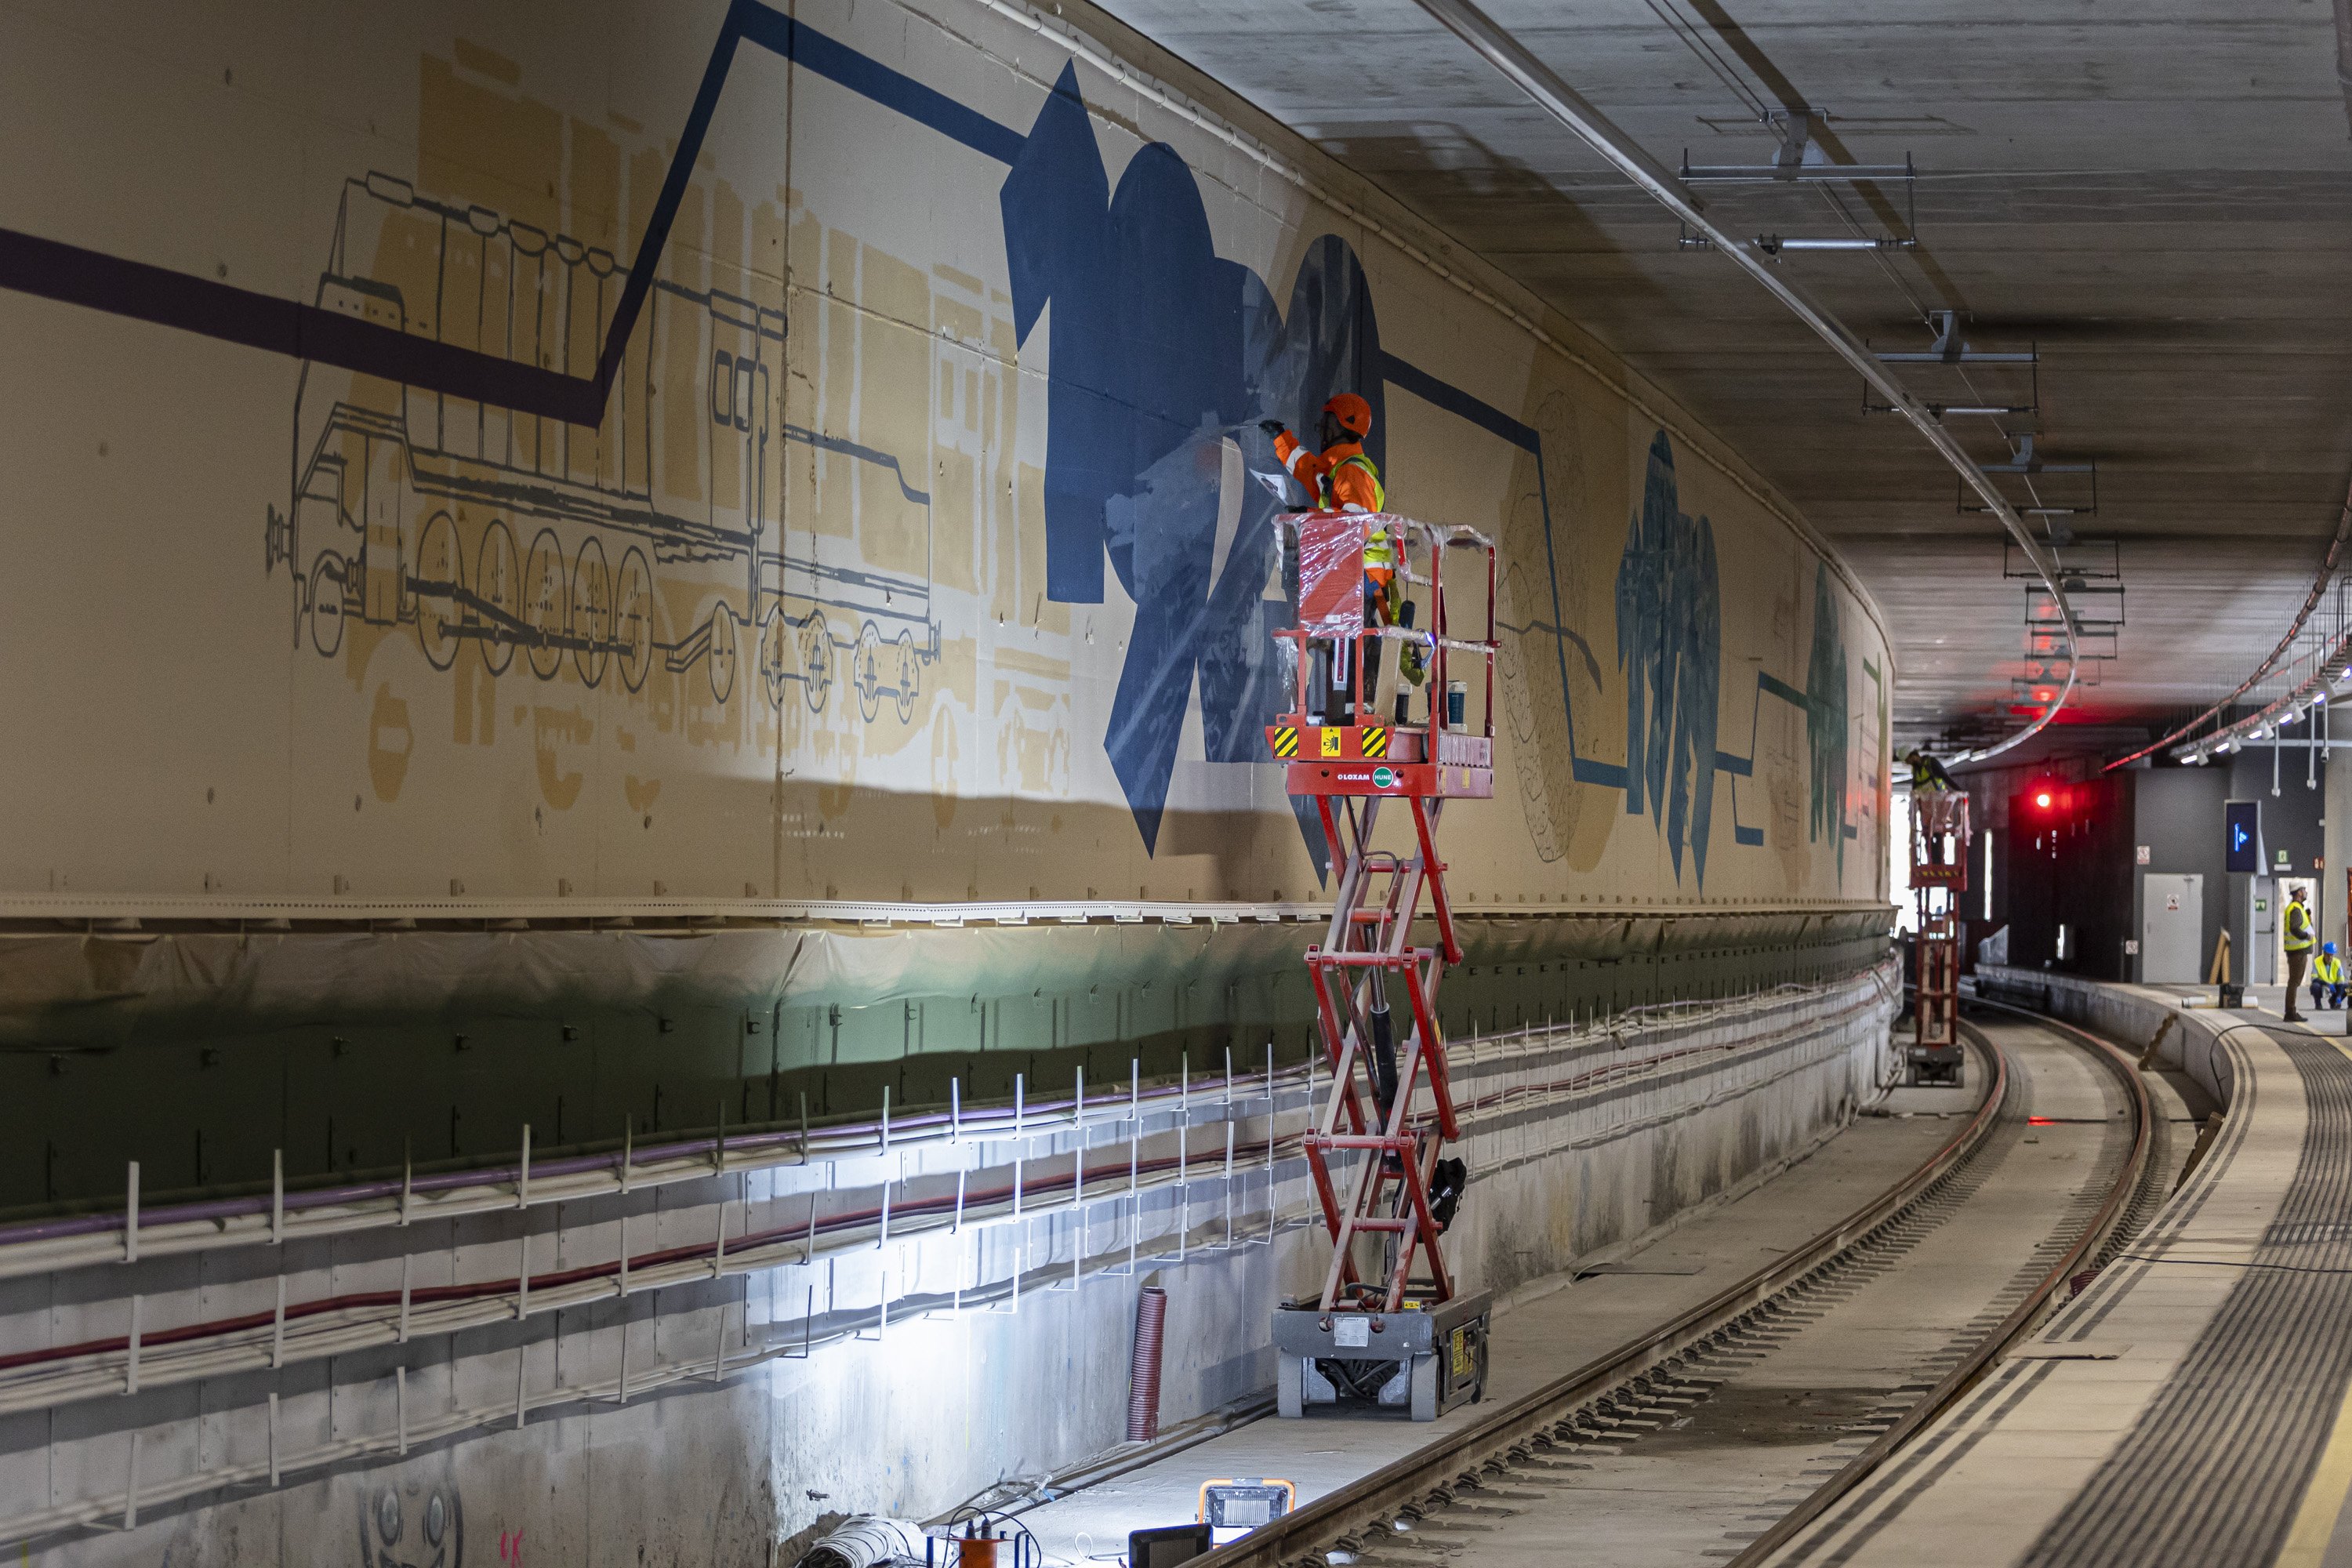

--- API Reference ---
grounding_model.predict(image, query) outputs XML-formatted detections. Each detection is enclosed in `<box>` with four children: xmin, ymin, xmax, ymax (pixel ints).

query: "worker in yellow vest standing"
<box><xmin>2283</xmin><ymin>887</ymin><xmax>2316</xmax><ymax>1022</ymax></box>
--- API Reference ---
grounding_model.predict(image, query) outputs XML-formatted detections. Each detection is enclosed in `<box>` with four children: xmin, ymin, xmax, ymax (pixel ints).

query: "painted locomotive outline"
<box><xmin>264</xmin><ymin>170</ymin><xmax>941</xmax><ymax>721</ymax></box>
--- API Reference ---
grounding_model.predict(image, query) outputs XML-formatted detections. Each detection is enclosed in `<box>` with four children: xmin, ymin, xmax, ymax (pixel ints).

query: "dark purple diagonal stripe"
<box><xmin>0</xmin><ymin>225</ymin><xmax>608</xmax><ymax>426</ymax></box>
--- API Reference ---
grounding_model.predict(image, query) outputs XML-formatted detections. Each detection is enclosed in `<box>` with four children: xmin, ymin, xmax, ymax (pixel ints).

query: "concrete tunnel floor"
<box><xmin>1011</xmin><ymin>1054</ymin><xmax>1998</xmax><ymax>1563</ymax></box>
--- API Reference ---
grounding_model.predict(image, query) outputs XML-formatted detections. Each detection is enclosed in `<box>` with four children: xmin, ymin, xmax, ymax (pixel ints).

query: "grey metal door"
<box><xmin>2142</xmin><ymin>873</ymin><xmax>2203</xmax><ymax>983</ymax></box>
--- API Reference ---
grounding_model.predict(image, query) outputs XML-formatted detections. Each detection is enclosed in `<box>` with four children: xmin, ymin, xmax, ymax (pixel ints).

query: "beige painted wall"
<box><xmin>0</xmin><ymin>0</ymin><xmax>1892</xmax><ymax>917</ymax></box>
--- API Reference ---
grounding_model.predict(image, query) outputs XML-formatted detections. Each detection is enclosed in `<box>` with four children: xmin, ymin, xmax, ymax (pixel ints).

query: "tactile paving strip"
<box><xmin>2019</xmin><ymin>1030</ymin><xmax>2352</xmax><ymax>1566</ymax></box>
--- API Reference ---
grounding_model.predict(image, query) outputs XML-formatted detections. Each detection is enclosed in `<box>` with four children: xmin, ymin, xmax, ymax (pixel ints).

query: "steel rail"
<box><xmin>1185</xmin><ymin>1030</ymin><xmax>2016</xmax><ymax>1568</ymax></box>
<box><xmin>1726</xmin><ymin>995</ymin><xmax>2154</xmax><ymax>1563</ymax></box>
<box><xmin>1407</xmin><ymin>0</ymin><xmax>2081</xmax><ymax>760</ymax></box>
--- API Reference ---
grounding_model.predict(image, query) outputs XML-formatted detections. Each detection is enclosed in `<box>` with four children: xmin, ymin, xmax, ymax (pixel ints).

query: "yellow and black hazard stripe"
<box><xmin>1271</xmin><ymin>724</ymin><xmax>1300</xmax><ymax>759</ymax></box>
<box><xmin>1361</xmin><ymin>725</ymin><xmax>1389</xmax><ymax>758</ymax></box>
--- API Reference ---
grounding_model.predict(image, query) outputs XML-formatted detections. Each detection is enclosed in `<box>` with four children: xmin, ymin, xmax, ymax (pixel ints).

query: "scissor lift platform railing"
<box><xmin>1908</xmin><ymin>789</ymin><xmax>1969</xmax><ymax>1086</ymax></box>
<box><xmin>1265</xmin><ymin>510</ymin><xmax>1497</xmax><ymax>1421</ymax></box>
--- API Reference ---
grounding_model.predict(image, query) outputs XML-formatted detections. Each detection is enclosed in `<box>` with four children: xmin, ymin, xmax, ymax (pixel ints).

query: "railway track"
<box><xmin>1191</xmin><ymin>999</ymin><xmax>2153</xmax><ymax>1568</ymax></box>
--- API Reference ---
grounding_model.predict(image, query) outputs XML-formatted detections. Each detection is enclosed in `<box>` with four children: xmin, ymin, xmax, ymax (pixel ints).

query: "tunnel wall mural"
<box><xmin>0</xmin><ymin>0</ymin><xmax>1890</xmax><ymax>916</ymax></box>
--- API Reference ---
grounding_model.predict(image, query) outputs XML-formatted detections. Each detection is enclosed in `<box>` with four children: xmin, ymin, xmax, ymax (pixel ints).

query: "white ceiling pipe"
<box><xmin>1409</xmin><ymin>0</ymin><xmax>2082</xmax><ymax>761</ymax></box>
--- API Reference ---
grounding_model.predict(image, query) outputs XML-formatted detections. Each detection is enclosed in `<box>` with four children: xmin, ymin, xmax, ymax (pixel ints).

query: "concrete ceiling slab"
<box><xmin>1095</xmin><ymin>0</ymin><xmax>2352</xmax><ymax>759</ymax></box>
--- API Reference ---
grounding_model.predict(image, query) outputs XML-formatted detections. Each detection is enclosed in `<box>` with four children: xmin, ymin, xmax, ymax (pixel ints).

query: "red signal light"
<box><xmin>2034</xmin><ymin>789</ymin><xmax>2053</xmax><ymax>809</ymax></box>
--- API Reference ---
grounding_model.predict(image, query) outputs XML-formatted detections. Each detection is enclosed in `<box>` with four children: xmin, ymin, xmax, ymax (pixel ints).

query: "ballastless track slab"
<box><xmin>1160</xmin><ymin>1004</ymin><xmax>2151</xmax><ymax>1568</ymax></box>
<box><xmin>1762</xmin><ymin>989</ymin><xmax>2352</xmax><ymax>1568</ymax></box>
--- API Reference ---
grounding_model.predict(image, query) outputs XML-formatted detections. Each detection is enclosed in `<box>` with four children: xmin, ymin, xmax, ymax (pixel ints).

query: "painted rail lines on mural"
<box><xmin>269</xmin><ymin>172</ymin><xmax>941</xmax><ymax>720</ymax></box>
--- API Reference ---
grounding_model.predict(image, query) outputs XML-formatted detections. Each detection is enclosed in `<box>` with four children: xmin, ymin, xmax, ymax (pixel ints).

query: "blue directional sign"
<box><xmin>2225</xmin><ymin>800</ymin><xmax>2263</xmax><ymax>873</ymax></box>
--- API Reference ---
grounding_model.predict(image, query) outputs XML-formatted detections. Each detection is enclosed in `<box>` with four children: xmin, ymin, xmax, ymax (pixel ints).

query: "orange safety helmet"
<box><xmin>1321</xmin><ymin>393</ymin><xmax>1373</xmax><ymax>438</ymax></box>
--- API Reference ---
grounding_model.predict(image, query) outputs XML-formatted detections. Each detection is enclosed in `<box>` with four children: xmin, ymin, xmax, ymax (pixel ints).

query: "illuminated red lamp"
<box><xmin>2034</xmin><ymin>789</ymin><xmax>2053</xmax><ymax>810</ymax></box>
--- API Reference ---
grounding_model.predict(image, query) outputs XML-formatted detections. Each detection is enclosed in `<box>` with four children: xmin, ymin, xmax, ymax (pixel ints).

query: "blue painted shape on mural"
<box><xmin>1806</xmin><ymin>561</ymin><xmax>1852</xmax><ymax>876</ymax></box>
<box><xmin>1614</xmin><ymin>433</ymin><xmax>1722</xmax><ymax>885</ymax></box>
<box><xmin>737</xmin><ymin>4</ymin><xmax>1027</xmax><ymax>165</ymax></box>
<box><xmin>1002</xmin><ymin>65</ymin><xmax>1389</xmax><ymax>859</ymax></box>
<box><xmin>1719</xmin><ymin>670</ymin><xmax>1822</xmax><ymax>852</ymax></box>
<box><xmin>1712</xmin><ymin>571</ymin><xmax>1854</xmax><ymax>867</ymax></box>
<box><xmin>1379</xmin><ymin>363</ymin><xmax>1627</xmax><ymax>796</ymax></box>
<box><xmin>1377</xmin><ymin>350</ymin><xmax>1533</xmax><ymax>448</ymax></box>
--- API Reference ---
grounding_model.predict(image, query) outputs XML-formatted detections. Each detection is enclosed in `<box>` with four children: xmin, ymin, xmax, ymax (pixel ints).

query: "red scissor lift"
<box><xmin>1266</xmin><ymin>509</ymin><xmax>1497</xmax><ymax>1421</ymax></box>
<box><xmin>1909</xmin><ymin>790</ymin><xmax>1970</xmax><ymax>1086</ymax></box>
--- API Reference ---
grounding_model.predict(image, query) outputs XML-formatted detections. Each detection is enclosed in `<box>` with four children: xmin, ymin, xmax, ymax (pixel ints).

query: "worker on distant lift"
<box><xmin>1904</xmin><ymin>746</ymin><xmax>1958</xmax><ymax>793</ymax></box>
<box><xmin>1261</xmin><ymin>395</ymin><xmax>1425</xmax><ymax>720</ymax></box>
<box><xmin>1904</xmin><ymin>747</ymin><xmax>1960</xmax><ymax>867</ymax></box>
<box><xmin>2284</xmin><ymin>887</ymin><xmax>2316</xmax><ymax>1023</ymax></box>
<box><xmin>2310</xmin><ymin>941</ymin><xmax>2347</xmax><ymax>1013</ymax></box>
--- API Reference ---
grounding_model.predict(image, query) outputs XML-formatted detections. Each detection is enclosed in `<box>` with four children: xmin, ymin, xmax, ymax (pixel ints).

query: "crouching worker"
<box><xmin>2312</xmin><ymin>942</ymin><xmax>2348</xmax><ymax>1012</ymax></box>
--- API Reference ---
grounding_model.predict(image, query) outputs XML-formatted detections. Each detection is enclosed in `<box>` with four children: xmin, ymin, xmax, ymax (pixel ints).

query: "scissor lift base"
<box><xmin>1272</xmin><ymin>1294</ymin><xmax>1490</xmax><ymax>1421</ymax></box>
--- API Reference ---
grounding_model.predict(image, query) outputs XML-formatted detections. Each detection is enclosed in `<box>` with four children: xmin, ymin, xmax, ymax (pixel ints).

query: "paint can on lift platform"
<box><xmin>1446</xmin><ymin>681</ymin><xmax>1467</xmax><ymax>728</ymax></box>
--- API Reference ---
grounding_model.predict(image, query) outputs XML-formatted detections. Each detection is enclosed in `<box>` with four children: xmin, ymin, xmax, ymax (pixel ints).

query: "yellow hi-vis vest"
<box><xmin>1325</xmin><ymin>452</ymin><xmax>1387</xmax><ymax>518</ymax></box>
<box><xmin>2314</xmin><ymin>952</ymin><xmax>2344</xmax><ymax>985</ymax></box>
<box><xmin>2285</xmin><ymin>899</ymin><xmax>2315</xmax><ymax>952</ymax></box>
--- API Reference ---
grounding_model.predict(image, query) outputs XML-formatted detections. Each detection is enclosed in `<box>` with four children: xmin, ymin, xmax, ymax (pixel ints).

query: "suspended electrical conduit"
<box><xmin>2111</xmin><ymin>555</ymin><xmax>2352</xmax><ymax>769</ymax></box>
<box><xmin>1407</xmin><ymin>0</ymin><xmax>2082</xmax><ymax>760</ymax></box>
<box><xmin>0</xmin><ymin>972</ymin><xmax>1889</xmax><ymax>1545</ymax></box>
<box><xmin>0</xmin><ymin>975</ymin><xmax>1889</xmax><ymax>1406</ymax></box>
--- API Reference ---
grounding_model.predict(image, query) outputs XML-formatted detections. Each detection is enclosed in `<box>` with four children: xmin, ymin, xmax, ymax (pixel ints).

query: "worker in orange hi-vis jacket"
<box><xmin>1261</xmin><ymin>393</ymin><xmax>1393</xmax><ymax>612</ymax></box>
<box><xmin>1261</xmin><ymin>394</ymin><xmax>1425</xmax><ymax>718</ymax></box>
<box><xmin>1261</xmin><ymin>393</ymin><xmax>1386</xmax><ymax>515</ymax></box>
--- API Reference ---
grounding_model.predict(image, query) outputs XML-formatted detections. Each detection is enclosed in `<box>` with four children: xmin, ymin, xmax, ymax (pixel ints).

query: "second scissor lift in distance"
<box><xmin>1909</xmin><ymin>789</ymin><xmax>1969</xmax><ymax>1086</ymax></box>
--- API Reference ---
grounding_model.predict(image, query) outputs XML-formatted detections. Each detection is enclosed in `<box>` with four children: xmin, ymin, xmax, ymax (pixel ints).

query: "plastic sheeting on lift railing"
<box><xmin>1293</xmin><ymin>511</ymin><xmax>1367</xmax><ymax>637</ymax></box>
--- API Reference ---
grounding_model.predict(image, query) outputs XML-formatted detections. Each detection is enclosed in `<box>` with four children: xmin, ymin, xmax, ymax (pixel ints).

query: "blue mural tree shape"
<box><xmin>0</xmin><ymin>0</ymin><xmax>1859</xmax><ymax>882</ymax></box>
<box><xmin>1000</xmin><ymin>62</ymin><xmax>1385</xmax><ymax>862</ymax></box>
<box><xmin>1806</xmin><ymin>562</ymin><xmax>1850</xmax><ymax>875</ymax></box>
<box><xmin>1614</xmin><ymin>433</ymin><xmax>1722</xmax><ymax>886</ymax></box>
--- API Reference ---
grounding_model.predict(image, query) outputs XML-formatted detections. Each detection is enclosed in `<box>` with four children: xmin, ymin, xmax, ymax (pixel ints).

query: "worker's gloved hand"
<box><xmin>1256</xmin><ymin>418</ymin><xmax>1285</xmax><ymax>437</ymax></box>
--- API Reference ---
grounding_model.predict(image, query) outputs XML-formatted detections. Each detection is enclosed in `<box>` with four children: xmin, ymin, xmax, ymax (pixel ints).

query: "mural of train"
<box><xmin>263</xmin><ymin>169</ymin><xmax>941</xmax><ymax>723</ymax></box>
